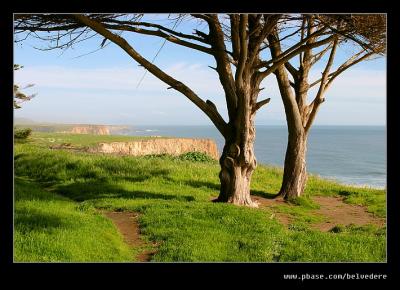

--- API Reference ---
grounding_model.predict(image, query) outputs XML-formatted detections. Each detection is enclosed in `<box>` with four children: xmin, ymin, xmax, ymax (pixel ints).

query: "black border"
<box><xmin>1</xmin><ymin>0</ymin><xmax>399</xmax><ymax>285</ymax></box>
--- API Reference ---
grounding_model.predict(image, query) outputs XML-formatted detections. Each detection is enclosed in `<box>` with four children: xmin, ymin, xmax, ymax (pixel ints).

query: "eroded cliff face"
<box><xmin>70</xmin><ymin>125</ymin><xmax>110</xmax><ymax>135</ymax></box>
<box><xmin>88</xmin><ymin>138</ymin><xmax>219</xmax><ymax>159</ymax></box>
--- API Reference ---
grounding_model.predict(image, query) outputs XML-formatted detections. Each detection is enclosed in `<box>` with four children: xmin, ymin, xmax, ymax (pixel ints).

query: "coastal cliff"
<box><xmin>88</xmin><ymin>138</ymin><xmax>219</xmax><ymax>159</ymax></box>
<box><xmin>70</xmin><ymin>125</ymin><xmax>110</xmax><ymax>135</ymax></box>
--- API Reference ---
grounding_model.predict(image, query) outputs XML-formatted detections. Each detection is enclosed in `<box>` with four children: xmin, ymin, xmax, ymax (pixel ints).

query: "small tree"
<box><xmin>268</xmin><ymin>14</ymin><xmax>386</xmax><ymax>199</ymax></box>
<box><xmin>14</xmin><ymin>64</ymin><xmax>36</xmax><ymax>109</ymax></box>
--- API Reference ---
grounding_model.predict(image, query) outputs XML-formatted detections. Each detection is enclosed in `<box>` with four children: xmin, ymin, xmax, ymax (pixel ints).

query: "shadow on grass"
<box><xmin>183</xmin><ymin>180</ymin><xmax>220</xmax><ymax>191</ymax></box>
<box><xmin>15</xmin><ymin>150</ymin><xmax>173</xmax><ymax>184</ymax></box>
<box><xmin>14</xmin><ymin>153</ymin><xmax>28</xmax><ymax>161</ymax></box>
<box><xmin>15</xmin><ymin>177</ymin><xmax>65</xmax><ymax>202</ymax></box>
<box><xmin>15</xmin><ymin>209</ymin><xmax>67</xmax><ymax>232</ymax></box>
<box><xmin>121</xmin><ymin>169</ymin><xmax>171</xmax><ymax>183</ymax></box>
<box><xmin>182</xmin><ymin>180</ymin><xmax>277</xmax><ymax>199</ymax></box>
<box><xmin>55</xmin><ymin>180</ymin><xmax>195</xmax><ymax>202</ymax></box>
<box><xmin>250</xmin><ymin>190</ymin><xmax>278</xmax><ymax>199</ymax></box>
<box><xmin>338</xmin><ymin>190</ymin><xmax>359</xmax><ymax>197</ymax></box>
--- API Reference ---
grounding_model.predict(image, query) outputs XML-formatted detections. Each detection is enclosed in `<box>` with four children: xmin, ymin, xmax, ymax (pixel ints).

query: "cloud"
<box><xmin>14</xmin><ymin>63</ymin><xmax>223</xmax><ymax>95</ymax></box>
<box><xmin>15</xmin><ymin>65</ymin><xmax>385</xmax><ymax>99</ymax></box>
<box><xmin>308</xmin><ymin>69</ymin><xmax>386</xmax><ymax>99</ymax></box>
<box><xmin>14</xmin><ymin>64</ymin><xmax>386</xmax><ymax>125</ymax></box>
<box><xmin>15</xmin><ymin>65</ymin><xmax>163</xmax><ymax>91</ymax></box>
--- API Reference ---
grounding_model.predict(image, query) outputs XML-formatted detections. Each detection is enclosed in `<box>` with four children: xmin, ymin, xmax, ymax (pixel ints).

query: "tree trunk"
<box><xmin>215</xmin><ymin>122</ymin><xmax>258</xmax><ymax>207</ymax></box>
<box><xmin>279</xmin><ymin>132</ymin><xmax>308</xmax><ymax>200</ymax></box>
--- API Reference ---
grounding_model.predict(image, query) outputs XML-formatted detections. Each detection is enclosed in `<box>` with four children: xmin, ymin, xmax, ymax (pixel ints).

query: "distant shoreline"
<box><xmin>16</xmin><ymin>127</ymin><xmax>386</xmax><ymax>189</ymax></box>
<box><xmin>14</xmin><ymin>119</ymin><xmax>386</xmax><ymax>128</ymax></box>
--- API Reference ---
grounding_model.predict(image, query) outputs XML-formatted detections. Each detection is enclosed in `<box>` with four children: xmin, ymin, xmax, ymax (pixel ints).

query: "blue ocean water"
<box><xmin>121</xmin><ymin>125</ymin><xmax>386</xmax><ymax>189</ymax></box>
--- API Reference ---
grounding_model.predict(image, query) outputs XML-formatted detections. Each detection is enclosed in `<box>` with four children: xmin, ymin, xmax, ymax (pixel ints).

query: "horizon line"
<box><xmin>14</xmin><ymin>121</ymin><xmax>386</xmax><ymax>127</ymax></box>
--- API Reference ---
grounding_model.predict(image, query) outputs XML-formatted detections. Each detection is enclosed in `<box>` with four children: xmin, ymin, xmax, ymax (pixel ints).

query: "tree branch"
<box><xmin>102</xmin><ymin>18</ymin><xmax>208</xmax><ymax>43</ymax></box>
<box><xmin>230</xmin><ymin>14</ymin><xmax>240</xmax><ymax>61</ymax></box>
<box><xmin>259</xmin><ymin>25</ymin><xmax>302</xmax><ymax>53</ymax></box>
<box><xmin>190</xmin><ymin>14</ymin><xmax>213</xmax><ymax>22</ymax></box>
<box><xmin>299</xmin><ymin>17</ymin><xmax>306</xmax><ymax>65</ymax></box>
<box><xmin>259</xmin><ymin>34</ymin><xmax>335</xmax><ymax>81</ymax></box>
<box><xmin>310</xmin><ymin>42</ymin><xmax>334</xmax><ymax>66</ymax></box>
<box><xmin>101</xmin><ymin>23</ymin><xmax>213</xmax><ymax>54</ymax></box>
<box><xmin>304</xmin><ymin>37</ymin><xmax>338</xmax><ymax>133</ymax></box>
<box><xmin>325</xmin><ymin>51</ymin><xmax>373</xmax><ymax>90</ymax></box>
<box><xmin>235</xmin><ymin>14</ymin><xmax>248</xmax><ymax>89</ymax></box>
<box><xmin>314</xmin><ymin>16</ymin><xmax>384</xmax><ymax>54</ymax></box>
<box><xmin>268</xmin><ymin>33</ymin><xmax>304</xmax><ymax>132</ymax></box>
<box><xmin>257</xmin><ymin>26</ymin><xmax>329</xmax><ymax>69</ymax></box>
<box><xmin>284</xmin><ymin>62</ymin><xmax>299</xmax><ymax>81</ymax></box>
<box><xmin>253</xmin><ymin>98</ymin><xmax>271</xmax><ymax>113</ymax></box>
<box><xmin>308</xmin><ymin>49</ymin><xmax>373</xmax><ymax>89</ymax></box>
<box><xmin>248</xmin><ymin>14</ymin><xmax>281</xmax><ymax>66</ymax></box>
<box><xmin>207</xmin><ymin>14</ymin><xmax>238</xmax><ymax>122</ymax></box>
<box><xmin>72</xmin><ymin>14</ymin><xmax>228</xmax><ymax>137</ymax></box>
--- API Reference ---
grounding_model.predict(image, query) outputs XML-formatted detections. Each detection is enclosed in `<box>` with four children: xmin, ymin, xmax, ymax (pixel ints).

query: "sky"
<box><xmin>14</xmin><ymin>14</ymin><xmax>386</xmax><ymax>126</ymax></box>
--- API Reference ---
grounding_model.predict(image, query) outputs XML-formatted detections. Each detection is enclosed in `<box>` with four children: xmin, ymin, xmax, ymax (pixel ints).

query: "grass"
<box><xmin>278</xmin><ymin>223</ymin><xmax>386</xmax><ymax>262</ymax></box>
<box><xmin>14</xmin><ymin>177</ymin><xmax>134</xmax><ymax>262</ymax></box>
<box><xmin>29</xmin><ymin>131</ymin><xmax>155</xmax><ymax>148</ymax></box>
<box><xmin>14</xmin><ymin>132</ymin><xmax>387</xmax><ymax>262</ymax></box>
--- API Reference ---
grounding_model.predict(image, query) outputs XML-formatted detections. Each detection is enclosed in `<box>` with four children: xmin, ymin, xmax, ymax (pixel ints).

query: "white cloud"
<box><xmin>15</xmin><ymin>65</ymin><xmax>163</xmax><ymax>91</ymax></box>
<box><xmin>14</xmin><ymin>64</ymin><xmax>386</xmax><ymax>125</ymax></box>
<box><xmin>308</xmin><ymin>69</ymin><xmax>386</xmax><ymax>99</ymax></box>
<box><xmin>14</xmin><ymin>63</ymin><xmax>224</xmax><ymax>96</ymax></box>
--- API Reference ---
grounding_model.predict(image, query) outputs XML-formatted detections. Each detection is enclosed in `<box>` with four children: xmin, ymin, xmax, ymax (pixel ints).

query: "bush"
<box><xmin>178</xmin><ymin>151</ymin><xmax>214</xmax><ymax>162</ymax></box>
<box><xmin>14</xmin><ymin>128</ymin><xmax>32</xmax><ymax>140</ymax></box>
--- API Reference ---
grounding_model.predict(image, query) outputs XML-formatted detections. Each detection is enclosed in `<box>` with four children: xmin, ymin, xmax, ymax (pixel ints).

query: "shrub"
<box><xmin>14</xmin><ymin>128</ymin><xmax>32</xmax><ymax>140</ymax></box>
<box><xmin>178</xmin><ymin>151</ymin><xmax>214</xmax><ymax>162</ymax></box>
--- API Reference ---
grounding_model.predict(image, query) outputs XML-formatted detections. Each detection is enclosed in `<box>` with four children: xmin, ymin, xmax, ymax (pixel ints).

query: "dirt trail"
<box><xmin>102</xmin><ymin>195</ymin><xmax>385</xmax><ymax>259</ymax></box>
<box><xmin>311</xmin><ymin>196</ymin><xmax>385</xmax><ymax>231</ymax></box>
<box><xmin>252</xmin><ymin>195</ymin><xmax>385</xmax><ymax>231</ymax></box>
<box><xmin>251</xmin><ymin>195</ymin><xmax>293</xmax><ymax>226</ymax></box>
<box><xmin>102</xmin><ymin>211</ymin><xmax>156</xmax><ymax>262</ymax></box>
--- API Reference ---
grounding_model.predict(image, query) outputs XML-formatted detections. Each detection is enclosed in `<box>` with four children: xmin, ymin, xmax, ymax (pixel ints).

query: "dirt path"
<box><xmin>311</xmin><ymin>196</ymin><xmax>385</xmax><ymax>231</ymax></box>
<box><xmin>102</xmin><ymin>211</ymin><xmax>156</xmax><ymax>262</ymax></box>
<box><xmin>101</xmin><ymin>195</ymin><xmax>385</xmax><ymax>259</ymax></box>
<box><xmin>251</xmin><ymin>195</ymin><xmax>293</xmax><ymax>226</ymax></box>
<box><xmin>252</xmin><ymin>195</ymin><xmax>385</xmax><ymax>231</ymax></box>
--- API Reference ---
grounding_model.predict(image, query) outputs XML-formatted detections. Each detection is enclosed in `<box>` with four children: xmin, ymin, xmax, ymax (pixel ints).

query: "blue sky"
<box><xmin>14</xmin><ymin>14</ymin><xmax>386</xmax><ymax>126</ymax></box>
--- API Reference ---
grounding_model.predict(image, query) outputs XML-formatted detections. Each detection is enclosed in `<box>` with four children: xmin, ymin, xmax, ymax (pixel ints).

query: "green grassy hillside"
<box><xmin>14</xmin><ymin>177</ymin><xmax>134</xmax><ymax>262</ymax></box>
<box><xmin>14</xmin><ymin>132</ymin><xmax>386</xmax><ymax>262</ymax></box>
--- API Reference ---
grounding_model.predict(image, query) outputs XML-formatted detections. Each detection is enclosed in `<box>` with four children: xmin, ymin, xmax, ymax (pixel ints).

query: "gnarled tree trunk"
<box><xmin>215</xmin><ymin>100</ymin><xmax>258</xmax><ymax>207</ymax></box>
<box><xmin>279</xmin><ymin>132</ymin><xmax>308</xmax><ymax>200</ymax></box>
<box><xmin>217</xmin><ymin>137</ymin><xmax>258</xmax><ymax>207</ymax></box>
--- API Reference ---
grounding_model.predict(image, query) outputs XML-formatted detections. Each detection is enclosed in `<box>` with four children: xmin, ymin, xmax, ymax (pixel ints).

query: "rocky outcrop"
<box><xmin>88</xmin><ymin>138</ymin><xmax>219</xmax><ymax>159</ymax></box>
<box><xmin>70</xmin><ymin>125</ymin><xmax>110</xmax><ymax>135</ymax></box>
<box><xmin>107</xmin><ymin>125</ymin><xmax>130</xmax><ymax>135</ymax></box>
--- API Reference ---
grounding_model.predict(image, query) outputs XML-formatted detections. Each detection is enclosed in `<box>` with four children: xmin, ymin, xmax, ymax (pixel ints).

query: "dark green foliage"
<box><xmin>178</xmin><ymin>151</ymin><xmax>215</xmax><ymax>162</ymax></box>
<box><xmin>14</xmin><ymin>128</ymin><xmax>32</xmax><ymax>140</ymax></box>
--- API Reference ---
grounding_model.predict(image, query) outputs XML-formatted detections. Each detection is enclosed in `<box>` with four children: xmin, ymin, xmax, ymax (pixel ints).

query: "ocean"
<box><xmin>120</xmin><ymin>125</ymin><xmax>386</xmax><ymax>189</ymax></box>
